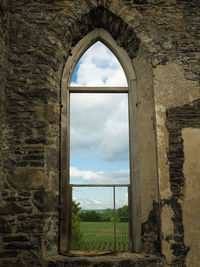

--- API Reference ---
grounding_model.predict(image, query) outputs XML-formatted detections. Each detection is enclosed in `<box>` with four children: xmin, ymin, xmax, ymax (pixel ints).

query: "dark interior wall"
<box><xmin>0</xmin><ymin>0</ymin><xmax>7</xmax><ymax>90</ymax></box>
<box><xmin>0</xmin><ymin>0</ymin><xmax>8</xmax><ymax>96</ymax></box>
<box><xmin>0</xmin><ymin>0</ymin><xmax>10</xmax><ymax>259</ymax></box>
<box><xmin>0</xmin><ymin>0</ymin><xmax>8</xmax><ymax>192</ymax></box>
<box><xmin>0</xmin><ymin>3</ymin><xmax>144</xmax><ymax>266</ymax></box>
<box><xmin>0</xmin><ymin>1</ymin><xmax>199</xmax><ymax>266</ymax></box>
<box><xmin>0</xmin><ymin>1</ymin><xmax>70</xmax><ymax>265</ymax></box>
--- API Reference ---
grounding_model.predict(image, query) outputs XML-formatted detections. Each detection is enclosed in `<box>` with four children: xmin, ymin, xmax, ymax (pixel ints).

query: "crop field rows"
<box><xmin>72</xmin><ymin>222</ymin><xmax>129</xmax><ymax>251</ymax></box>
<box><xmin>81</xmin><ymin>240</ymin><xmax>129</xmax><ymax>251</ymax></box>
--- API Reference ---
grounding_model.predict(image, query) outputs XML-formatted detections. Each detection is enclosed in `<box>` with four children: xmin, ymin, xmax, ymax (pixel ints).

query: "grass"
<box><xmin>74</xmin><ymin>221</ymin><xmax>129</xmax><ymax>251</ymax></box>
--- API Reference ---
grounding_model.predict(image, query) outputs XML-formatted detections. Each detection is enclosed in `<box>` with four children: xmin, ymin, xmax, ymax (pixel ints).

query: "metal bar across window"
<box><xmin>113</xmin><ymin>186</ymin><xmax>116</xmax><ymax>251</ymax></box>
<box><xmin>69</xmin><ymin>86</ymin><xmax>128</xmax><ymax>93</ymax></box>
<box><xmin>70</xmin><ymin>184</ymin><xmax>129</xmax><ymax>187</ymax></box>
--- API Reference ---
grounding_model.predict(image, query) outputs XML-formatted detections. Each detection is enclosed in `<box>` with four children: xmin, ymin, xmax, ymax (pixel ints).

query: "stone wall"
<box><xmin>0</xmin><ymin>0</ymin><xmax>8</xmax><ymax>103</ymax></box>
<box><xmin>0</xmin><ymin>0</ymin><xmax>8</xmax><ymax>205</ymax></box>
<box><xmin>164</xmin><ymin>99</ymin><xmax>200</xmax><ymax>266</ymax></box>
<box><xmin>0</xmin><ymin>0</ymin><xmax>10</xmax><ymax>261</ymax></box>
<box><xmin>182</xmin><ymin>127</ymin><xmax>200</xmax><ymax>267</ymax></box>
<box><xmin>0</xmin><ymin>1</ymin><xmax>199</xmax><ymax>266</ymax></box>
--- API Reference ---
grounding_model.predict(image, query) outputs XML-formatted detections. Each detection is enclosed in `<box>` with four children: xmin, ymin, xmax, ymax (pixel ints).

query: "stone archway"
<box><xmin>1</xmin><ymin>2</ymin><xmax>161</xmax><ymax>265</ymax></box>
<box><xmin>60</xmin><ymin>27</ymin><xmax>142</xmax><ymax>254</ymax></box>
<box><xmin>66</xmin><ymin>6</ymin><xmax>140</xmax><ymax>59</ymax></box>
<box><xmin>60</xmin><ymin>8</ymin><xmax>159</xmax><ymax>255</ymax></box>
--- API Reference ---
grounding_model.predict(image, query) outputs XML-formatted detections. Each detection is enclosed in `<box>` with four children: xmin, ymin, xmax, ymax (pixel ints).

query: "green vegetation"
<box><xmin>80</xmin><ymin>210</ymin><xmax>111</xmax><ymax>222</ymax></box>
<box><xmin>79</xmin><ymin>206</ymin><xmax>128</xmax><ymax>222</ymax></box>
<box><xmin>80</xmin><ymin>221</ymin><xmax>129</xmax><ymax>251</ymax></box>
<box><xmin>71</xmin><ymin>202</ymin><xmax>129</xmax><ymax>251</ymax></box>
<box><xmin>80</xmin><ymin>210</ymin><xmax>102</xmax><ymax>222</ymax></box>
<box><xmin>71</xmin><ymin>201</ymin><xmax>83</xmax><ymax>250</ymax></box>
<box><xmin>116</xmin><ymin>205</ymin><xmax>128</xmax><ymax>222</ymax></box>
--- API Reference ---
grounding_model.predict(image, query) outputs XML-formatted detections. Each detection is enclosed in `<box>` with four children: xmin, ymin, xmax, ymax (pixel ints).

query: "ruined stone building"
<box><xmin>0</xmin><ymin>0</ymin><xmax>200</xmax><ymax>266</ymax></box>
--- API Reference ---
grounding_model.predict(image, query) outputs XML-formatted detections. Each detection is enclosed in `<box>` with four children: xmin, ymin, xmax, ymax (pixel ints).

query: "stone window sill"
<box><xmin>46</xmin><ymin>252</ymin><xmax>164</xmax><ymax>267</ymax></box>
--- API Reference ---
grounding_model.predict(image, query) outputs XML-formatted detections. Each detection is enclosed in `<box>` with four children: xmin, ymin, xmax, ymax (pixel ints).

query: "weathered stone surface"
<box><xmin>7</xmin><ymin>169</ymin><xmax>45</xmax><ymax>189</ymax></box>
<box><xmin>0</xmin><ymin>217</ymin><xmax>11</xmax><ymax>233</ymax></box>
<box><xmin>33</xmin><ymin>190</ymin><xmax>58</xmax><ymax>212</ymax></box>
<box><xmin>67</xmin><ymin>6</ymin><xmax>140</xmax><ymax>59</ymax></box>
<box><xmin>46</xmin><ymin>148</ymin><xmax>59</xmax><ymax>170</ymax></box>
<box><xmin>4</xmin><ymin>243</ymin><xmax>36</xmax><ymax>250</ymax></box>
<box><xmin>164</xmin><ymin>99</ymin><xmax>200</xmax><ymax>265</ymax></box>
<box><xmin>45</xmin><ymin>253</ymin><xmax>164</xmax><ymax>267</ymax></box>
<box><xmin>17</xmin><ymin>218</ymin><xmax>44</xmax><ymax>234</ymax></box>
<box><xmin>133</xmin><ymin>45</ymin><xmax>159</xmax><ymax>224</ymax></box>
<box><xmin>2</xmin><ymin>235</ymin><xmax>30</xmax><ymax>242</ymax></box>
<box><xmin>45</xmin><ymin>103</ymin><xmax>59</xmax><ymax>124</ymax></box>
<box><xmin>161</xmin><ymin>204</ymin><xmax>175</xmax><ymax>264</ymax></box>
<box><xmin>0</xmin><ymin>261</ymin><xmax>26</xmax><ymax>267</ymax></box>
<box><xmin>142</xmin><ymin>202</ymin><xmax>161</xmax><ymax>254</ymax></box>
<box><xmin>182</xmin><ymin>128</ymin><xmax>200</xmax><ymax>267</ymax></box>
<box><xmin>0</xmin><ymin>250</ymin><xmax>18</xmax><ymax>258</ymax></box>
<box><xmin>0</xmin><ymin>0</ymin><xmax>200</xmax><ymax>266</ymax></box>
<box><xmin>0</xmin><ymin>203</ymin><xmax>31</xmax><ymax>215</ymax></box>
<box><xmin>0</xmin><ymin>0</ymin><xmax>8</xmax><ymax>157</ymax></box>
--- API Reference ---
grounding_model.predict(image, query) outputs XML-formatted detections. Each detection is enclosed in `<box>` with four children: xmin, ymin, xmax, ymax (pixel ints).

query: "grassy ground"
<box><xmin>76</xmin><ymin>221</ymin><xmax>129</xmax><ymax>251</ymax></box>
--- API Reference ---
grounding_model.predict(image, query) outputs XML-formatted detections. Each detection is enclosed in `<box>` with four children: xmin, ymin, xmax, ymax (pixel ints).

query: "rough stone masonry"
<box><xmin>0</xmin><ymin>0</ymin><xmax>200</xmax><ymax>266</ymax></box>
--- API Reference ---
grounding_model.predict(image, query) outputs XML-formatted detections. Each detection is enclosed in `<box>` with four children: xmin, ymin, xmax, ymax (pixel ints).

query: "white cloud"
<box><xmin>70</xmin><ymin>93</ymin><xmax>129</xmax><ymax>161</ymax></box>
<box><xmin>70</xmin><ymin>166</ymin><xmax>129</xmax><ymax>184</ymax></box>
<box><xmin>70</xmin><ymin>41</ymin><xmax>129</xmax><ymax>163</ymax></box>
<box><xmin>71</xmin><ymin>41</ymin><xmax>128</xmax><ymax>87</ymax></box>
<box><xmin>96</xmin><ymin>99</ymin><xmax>129</xmax><ymax>161</ymax></box>
<box><xmin>72</xmin><ymin>185</ymin><xmax>128</xmax><ymax>210</ymax></box>
<box><xmin>80</xmin><ymin>199</ymin><xmax>112</xmax><ymax>210</ymax></box>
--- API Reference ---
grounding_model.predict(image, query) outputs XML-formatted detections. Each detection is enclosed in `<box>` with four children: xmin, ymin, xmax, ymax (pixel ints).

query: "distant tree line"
<box><xmin>79</xmin><ymin>205</ymin><xmax>128</xmax><ymax>222</ymax></box>
<box><xmin>80</xmin><ymin>210</ymin><xmax>111</xmax><ymax>222</ymax></box>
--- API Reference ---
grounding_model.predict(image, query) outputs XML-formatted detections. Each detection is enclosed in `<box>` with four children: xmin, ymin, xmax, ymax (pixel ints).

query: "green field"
<box><xmin>72</xmin><ymin>221</ymin><xmax>129</xmax><ymax>251</ymax></box>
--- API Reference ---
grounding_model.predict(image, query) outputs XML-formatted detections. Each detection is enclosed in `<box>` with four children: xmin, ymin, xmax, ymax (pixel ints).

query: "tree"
<box><xmin>102</xmin><ymin>208</ymin><xmax>114</xmax><ymax>218</ymax></box>
<box><xmin>80</xmin><ymin>210</ymin><xmax>102</xmax><ymax>222</ymax></box>
<box><xmin>101</xmin><ymin>215</ymin><xmax>111</xmax><ymax>222</ymax></box>
<box><xmin>116</xmin><ymin>205</ymin><xmax>129</xmax><ymax>222</ymax></box>
<box><xmin>71</xmin><ymin>200</ymin><xmax>83</xmax><ymax>249</ymax></box>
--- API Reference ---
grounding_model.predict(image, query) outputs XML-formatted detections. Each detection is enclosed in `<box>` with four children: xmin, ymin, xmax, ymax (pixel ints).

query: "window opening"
<box><xmin>69</xmin><ymin>42</ymin><xmax>130</xmax><ymax>252</ymax></box>
<box><xmin>60</xmin><ymin>30</ymin><xmax>141</xmax><ymax>255</ymax></box>
<box><xmin>70</xmin><ymin>91</ymin><xmax>130</xmax><ymax>252</ymax></box>
<box><xmin>70</xmin><ymin>93</ymin><xmax>129</xmax><ymax>185</ymax></box>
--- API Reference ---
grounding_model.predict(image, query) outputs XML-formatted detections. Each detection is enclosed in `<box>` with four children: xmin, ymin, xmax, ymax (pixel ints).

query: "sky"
<box><xmin>70</xmin><ymin>41</ymin><xmax>129</xmax><ymax>210</ymax></box>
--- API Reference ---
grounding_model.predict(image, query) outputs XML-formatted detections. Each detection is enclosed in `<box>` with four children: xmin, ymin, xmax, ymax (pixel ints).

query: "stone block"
<box><xmin>2</xmin><ymin>235</ymin><xmax>30</xmax><ymax>242</ymax></box>
<box><xmin>45</xmin><ymin>103</ymin><xmax>59</xmax><ymax>124</ymax></box>
<box><xmin>0</xmin><ymin>250</ymin><xmax>18</xmax><ymax>258</ymax></box>
<box><xmin>33</xmin><ymin>190</ymin><xmax>58</xmax><ymax>212</ymax></box>
<box><xmin>0</xmin><ymin>260</ymin><xmax>26</xmax><ymax>267</ymax></box>
<box><xmin>46</xmin><ymin>148</ymin><xmax>58</xmax><ymax>169</ymax></box>
<box><xmin>4</xmin><ymin>243</ymin><xmax>36</xmax><ymax>250</ymax></box>
<box><xmin>7</xmin><ymin>169</ymin><xmax>45</xmax><ymax>189</ymax></box>
<box><xmin>0</xmin><ymin>217</ymin><xmax>11</xmax><ymax>233</ymax></box>
<box><xmin>0</xmin><ymin>203</ymin><xmax>31</xmax><ymax>215</ymax></box>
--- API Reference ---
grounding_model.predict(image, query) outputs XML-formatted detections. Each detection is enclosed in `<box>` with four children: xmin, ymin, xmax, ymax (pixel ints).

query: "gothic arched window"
<box><xmin>60</xmin><ymin>29</ymin><xmax>141</xmax><ymax>255</ymax></box>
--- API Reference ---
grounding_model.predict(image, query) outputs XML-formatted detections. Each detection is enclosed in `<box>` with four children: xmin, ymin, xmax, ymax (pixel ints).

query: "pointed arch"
<box><xmin>62</xmin><ymin>28</ymin><xmax>136</xmax><ymax>89</ymax></box>
<box><xmin>60</xmin><ymin>28</ymin><xmax>141</xmax><ymax>254</ymax></box>
<box><xmin>65</xmin><ymin>7</ymin><xmax>140</xmax><ymax>59</ymax></box>
<box><xmin>70</xmin><ymin>40</ymin><xmax>128</xmax><ymax>87</ymax></box>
